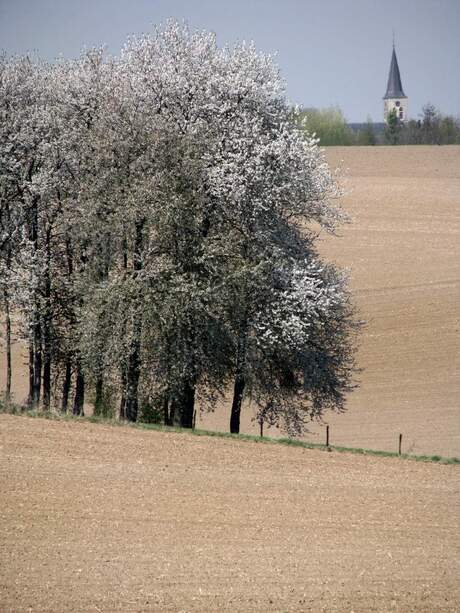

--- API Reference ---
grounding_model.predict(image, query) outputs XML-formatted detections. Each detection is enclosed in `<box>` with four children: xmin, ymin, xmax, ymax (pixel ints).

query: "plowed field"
<box><xmin>1</xmin><ymin>414</ymin><xmax>459</xmax><ymax>612</ymax></box>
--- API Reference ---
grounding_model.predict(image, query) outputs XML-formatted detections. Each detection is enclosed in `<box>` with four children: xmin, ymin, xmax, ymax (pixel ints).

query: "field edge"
<box><xmin>1</xmin><ymin>403</ymin><xmax>458</xmax><ymax>465</ymax></box>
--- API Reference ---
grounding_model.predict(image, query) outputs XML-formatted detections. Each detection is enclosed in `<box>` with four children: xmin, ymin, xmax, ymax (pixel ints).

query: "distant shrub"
<box><xmin>299</xmin><ymin>106</ymin><xmax>355</xmax><ymax>146</ymax></box>
<box><xmin>89</xmin><ymin>381</ymin><xmax>116</xmax><ymax>418</ymax></box>
<box><xmin>355</xmin><ymin>116</ymin><xmax>377</xmax><ymax>146</ymax></box>
<box><xmin>139</xmin><ymin>398</ymin><xmax>164</xmax><ymax>424</ymax></box>
<box><xmin>384</xmin><ymin>108</ymin><xmax>402</xmax><ymax>145</ymax></box>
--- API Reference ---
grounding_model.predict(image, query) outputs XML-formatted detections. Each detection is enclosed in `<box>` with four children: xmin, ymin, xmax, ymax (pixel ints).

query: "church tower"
<box><xmin>383</xmin><ymin>43</ymin><xmax>408</xmax><ymax>122</ymax></box>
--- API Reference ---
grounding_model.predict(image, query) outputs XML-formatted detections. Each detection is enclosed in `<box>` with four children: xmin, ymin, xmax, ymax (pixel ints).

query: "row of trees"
<box><xmin>385</xmin><ymin>103</ymin><xmax>460</xmax><ymax>145</ymax></box>
<box><xmin>299</xmin><ymin>105</ymin><xmax>460</xmax><ymax>146</ymax></box>
<box><xmin>0</xmin><ymin>22</ymin><xmax>359</xmax><ymax>436</ymax></box>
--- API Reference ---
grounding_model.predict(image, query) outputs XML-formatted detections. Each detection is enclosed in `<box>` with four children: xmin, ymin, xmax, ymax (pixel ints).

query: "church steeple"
<box><xmin>383</xmin><ymin>41</ymin><xmax>408</xmax><ymax>122</ymax></box>
<box><xmin>384</xmin><ymin>46</ymin><xmax>406</xmax><ymax>99</ymax></box>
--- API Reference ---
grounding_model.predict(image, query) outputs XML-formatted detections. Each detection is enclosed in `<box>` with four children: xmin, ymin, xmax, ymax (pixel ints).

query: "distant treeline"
<box><xmin>298</xmin><ymin>104</ymin><xmax>460</xmax><ymax>146</ymax></box>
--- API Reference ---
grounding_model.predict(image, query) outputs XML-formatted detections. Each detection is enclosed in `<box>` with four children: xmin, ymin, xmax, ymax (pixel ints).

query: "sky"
<box><xmin>1</xmin><ymin>0</ymin><xmax>459</xmax><ymax>122</ymax></box>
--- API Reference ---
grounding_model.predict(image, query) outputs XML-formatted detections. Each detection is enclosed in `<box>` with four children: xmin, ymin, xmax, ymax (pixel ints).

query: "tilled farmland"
<box><xmin>1</xmin><ymin>414</ymin><xmax>459</xmax><ymax>612</ymax></box>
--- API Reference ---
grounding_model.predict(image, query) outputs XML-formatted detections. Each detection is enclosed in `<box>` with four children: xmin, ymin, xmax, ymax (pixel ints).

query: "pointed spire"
<box><xmin>384</xmin><ymin>45</ymin><xmax>406</xmax><ymax>99</ymax></box>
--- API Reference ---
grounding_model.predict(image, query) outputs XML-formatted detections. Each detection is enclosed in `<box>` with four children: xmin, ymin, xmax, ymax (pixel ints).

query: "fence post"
<box><xmin>399</xmin><ymin>433</ymin><xmax>402</xmax><ymax>455</ymax></box>
<box><xmin>326</xmin><ymin>425</ymin><xmax>330</xmax><ymax>450</ymax></box>
<box><xmin>259</xmin><ymin>418</ymin><xmax>264</xmax><ymax>438</ymax></box>
<box><xmin>192</xmin><ymin>409</ymin><xmax>196</xmax><ymax>431</ymax></box>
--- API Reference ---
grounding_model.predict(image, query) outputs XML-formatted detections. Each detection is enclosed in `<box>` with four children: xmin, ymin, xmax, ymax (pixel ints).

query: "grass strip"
<box><xmin>1</xmin><ymin>401</ymin><xmax>458</xmax><ymax>465</ymax></box>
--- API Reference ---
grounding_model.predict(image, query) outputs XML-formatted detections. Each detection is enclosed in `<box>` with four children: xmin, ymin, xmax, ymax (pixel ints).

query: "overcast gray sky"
<box><xmin>1</xmin><ymin>0</ymin><xmax>458</xmax><ymax>122</ymax></box>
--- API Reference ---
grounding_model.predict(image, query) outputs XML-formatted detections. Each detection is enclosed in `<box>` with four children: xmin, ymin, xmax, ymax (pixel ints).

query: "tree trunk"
<box><xmin>42</xmin><ymin>339</ymin><xmax>51</xmax><ymax>409</ymax></box>
<box><xmin>32</xmin><ymin>312</ymin><xmax>42</xmax><ymax>407</ymax></box>
<box><xmin>230</xmin><ymin>373</ymin><xmax>246</xmax><ymax>434</ymax></box>
<box><xmin>163</xmin><ymin>395</ymin><xmax>170</xmax><ymax>426</ymax></box>
<box><xmin>171</xmin><ymin>379</ymin><xmax>196</xmax><ymax>429</ymax></box>
<box><xmin>124</xmin><ymin>318</ymin><xmax>141</xmax><ymax>422</ymax></box>
<box><xmin>122</xmin><ymin>235</ymin><xmax>128</xmax><ymax>270</ymax></box>
<box><xmin>3</xmin><ymin>288</ymin><xmax>12</xmax><ymax>403</ymax></box>
<box><xmin>168</xmin><ymin>395</ymin><xmax>175</xmax><ymax>426</ymax></box>
<box><xmin>3</xmin><ymin>217</ymin><xmax>13</xmax><ymax>403</ymax></box>
<box><xmin>73</xmin><ymin>362</ymin><xmax>85</xmax><ymax>416</ymax></box>
<box><xmin>118</xmin><ymin>249</ymin><xmax>127</xmax><ymax>420</ymax></box>
<box><xmin>94</xmin><ymin>375</ymin><xmax>104</xmax><ymax>416</ymax></box>
<box><xmin>230</xmin><ymin>321</ymin><xmax>248</xmax><ymax>434</ymax></box>
<box><xmin>119</xmin><ymin>367</ymin><xmax>126</xmax><ymax>420</ymax></box>
<box><xmin>28</xmin><ymin>194</ymin><xmax>41</xmax><ymax>408</ymax></box>
<box><xmin>61</xmin><ymin>358</ymin><xmax>71</xmax><ymax>412</ymax></box>
<box><xmin>28</xmin><ymin>338</ymin><xmax>34</xmax><ymax>407</ymax></box>
<box><xmin>62</xmin><ymin>236</ymin><xmax>73</xmax><ymax>415</ymax></box>
<box><xmin>122</xmin><ymin>219</ymin><xmax>144</xmax><ymax>423</ymax></box>
<box><xmin>180</xmin><ymin>380</ymin><xmax>195</xmax><ymax>428</ymax></box>
<box><xmin>42</xmin><ymin>229</ymin><xmax>52</xmax><ymax>410</ymax></box>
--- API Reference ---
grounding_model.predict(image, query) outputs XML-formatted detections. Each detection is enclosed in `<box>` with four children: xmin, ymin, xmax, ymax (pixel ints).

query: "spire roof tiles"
<box><xmin>384</xmin><ymin>47</ymin><xmax>406</xmax><ymax>99</ymax></box>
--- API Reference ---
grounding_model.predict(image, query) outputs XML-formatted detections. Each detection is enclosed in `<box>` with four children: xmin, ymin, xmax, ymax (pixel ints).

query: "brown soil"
<box><xmin>1</xmin><ymin>414</ymin><xmax>459</xmax><ymax>612</ymax></box>
<box><xmin>1</xmin><ymin>146</ymin><xmax>460</xmax><ymax>457</ymax></box>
